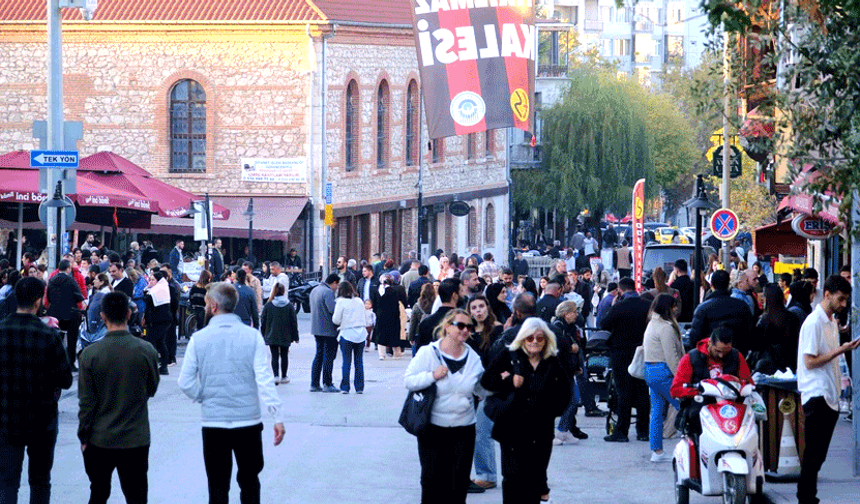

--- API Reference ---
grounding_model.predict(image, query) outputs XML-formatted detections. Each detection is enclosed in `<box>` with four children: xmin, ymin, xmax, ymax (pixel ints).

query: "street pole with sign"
<box><xmin>46</xmin><ymin>0</ymin><xmax>63</xmax><ymax>271</ymax></box>
<box><xmin>721</xmin><ymin>30</ymin><xmax>732</xmax><ymax>268</ymax></box>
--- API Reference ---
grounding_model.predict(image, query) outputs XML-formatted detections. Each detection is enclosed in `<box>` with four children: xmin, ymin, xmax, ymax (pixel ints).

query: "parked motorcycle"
<box><xmin>672</xmin><ymin>375</ymin><xmax>765</xmax><ymax>504</ymax></box>
<box><xmin>288</xmin><ymin>274</ymin><xmax>318</xmax><ymax>314</ymax></box>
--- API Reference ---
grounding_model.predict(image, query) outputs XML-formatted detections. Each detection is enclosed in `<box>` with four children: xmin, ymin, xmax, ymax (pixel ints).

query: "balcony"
<box><xmin>509</xmin><ymin>144</ymin><xmax>543</xmax><ymax>169</ymax></box>
<box><xmin>584</xmin><ymin>19</ymin><xmax>603</xmax><ymax>31</ymax></box>
<box><xmin>538</xmin><ymin>64</ymin><xmax>568</xmax><ymax>78</ymax></box>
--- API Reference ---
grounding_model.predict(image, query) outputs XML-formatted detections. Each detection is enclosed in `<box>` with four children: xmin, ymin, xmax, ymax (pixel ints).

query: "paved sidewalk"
<box><xmin>764</xmin><ymin>416</ymin><xmax>860</xmax><ymax>503</ymax></box>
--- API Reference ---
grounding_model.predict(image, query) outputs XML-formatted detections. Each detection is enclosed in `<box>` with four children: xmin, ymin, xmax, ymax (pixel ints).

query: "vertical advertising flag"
<box><xmin>632</xmin><ymin>179</ymin><xmax>645</xmax><ymax>292</ymax></box>
<box><xmin>411</xmin><ymin>0</ymin><xmax>536</xmax><ymax>139</ymax></box>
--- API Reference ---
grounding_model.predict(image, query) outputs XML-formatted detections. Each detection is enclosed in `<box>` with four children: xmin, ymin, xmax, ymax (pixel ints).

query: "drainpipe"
<box><xmin>321</xmin><ymin>25</ymin><xmax>336</xmax><ymax>275</ymax></box>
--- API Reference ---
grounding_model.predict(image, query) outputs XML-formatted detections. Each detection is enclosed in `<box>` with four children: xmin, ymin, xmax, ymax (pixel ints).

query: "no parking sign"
<box><xmin>710</xmin><ymin>208</ymin><xmax>740</xmax><ymax>242</ymax></box>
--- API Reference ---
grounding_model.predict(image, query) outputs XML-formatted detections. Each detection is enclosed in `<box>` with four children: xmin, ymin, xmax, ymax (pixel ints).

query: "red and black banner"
<box><xmin>411</xmin><ymin>0</ymin><xmax>535</xmax><ymax>139</ymax></box>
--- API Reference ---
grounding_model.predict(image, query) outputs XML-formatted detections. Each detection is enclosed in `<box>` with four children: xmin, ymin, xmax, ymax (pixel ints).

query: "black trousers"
<box><xmin>146</xmin><ymin>322</ymin><xmax>170</xmax><ymax>370</ymax></box>
<box><xmin>82</xmin><ymin>444</ymin><xmax>149</xmax><ymax>504</ymax></box>
<box><xmin>270</xmin><ymin>344</ymin><xmax>290</xmax><ymax>378</ymax></box>
<box><xmin>202</xmin><ymin>424</ymin><xmax>264</xmax><ymax>504</ymax></box>
<box><xmin>416</xmin><ymin>424</ymin><xmax>475</xmax><ymax>504</ymax></box>
<box><xmin>165</xmin><ymin>321</ymin><xmax>177</xmax><ymax>363</ymax></box>
<box><xmin>797</xmin><ymin>397</ymin><xmax>839</xmax><ymax>504</ymax></box>
<box><xmin>500</xmin><ymin>437</ymin><xmax>554</xmax><ymax>504</ymax></box>
<box><xmin>611</xmin><ymin>356</ymin><xmax>650</xmax><ymax>437</ymax></box>
<box><xmin>59</xmin><ymin>317</ymin><xmax>79</xmax><ymax>367</ymax></box>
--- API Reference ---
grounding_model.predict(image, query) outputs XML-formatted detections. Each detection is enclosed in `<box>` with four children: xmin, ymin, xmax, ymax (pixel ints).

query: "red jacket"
<box><xmin>670</xmin><ymin>339</ymin><xmax>753</xmax><ymax>399</ymax></box>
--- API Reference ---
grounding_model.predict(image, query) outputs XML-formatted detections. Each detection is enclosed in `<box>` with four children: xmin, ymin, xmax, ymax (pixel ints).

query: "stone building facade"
<box><xmin>0</xmin><ymin>1</ymin><xmax>510</xmax><ymax>270</ymax></box>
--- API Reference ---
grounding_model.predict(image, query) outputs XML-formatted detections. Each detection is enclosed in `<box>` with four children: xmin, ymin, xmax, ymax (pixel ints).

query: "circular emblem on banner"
<box><xmin>778</xmin><ymin>397</ymin><xmax>796</xmax><ymax>415</ymax></box>
<box><xmin>510</xmin><ymin>88</ymin><xmax>530</xmax><ymax>122</ymax></box>
<box><xmin>719</xmin><ymin>405</ymin><xmax>738</xmax><ymax>419</ymax></box>
<box><xmin>449</xmin><ymin>91</ymin><xmax>486</xmax><ymax>127</ymax></box>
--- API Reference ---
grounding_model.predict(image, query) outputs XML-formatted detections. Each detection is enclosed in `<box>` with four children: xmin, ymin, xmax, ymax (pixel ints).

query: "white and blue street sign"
<box><xmin>325</xmin><ymin>182</ymin><xmax>332</xmax><ymax>205</ymax></box>
<box><xmin>710</xmin><ymin>208</ymin><xmax>740</xmax><ymax>242</ymax></box>
<box><xmin>30</xmin><ymin>150</ymin><xmax>79</xmax><ymax>168</ymax></box>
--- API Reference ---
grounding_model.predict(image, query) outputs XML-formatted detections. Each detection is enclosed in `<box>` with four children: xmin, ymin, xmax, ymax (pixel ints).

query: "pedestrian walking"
<box><xmin>260</xmin><ymin>283</ymin><xmax>299</xmax><ymax>385</ymax></box>
<box><xmin>332</xmin><ymin>281</ymin><xmax>366</xmax><ymax>394</ymax></box>
<box><xmin>0</xmin><ymin>276</ymin><xmax>73</xmax><ymax>503</ymax></box>
<box><xmin>309</xmin><ymin>274</ymin><xmax>340</xmax><ymax>393</ymax></box>
<box><xmin>405</xmin><ymin>309</ymin><xmax>484</xmax><ymax>504</ymax></box>
<box><xmin>642</xmin><ymin>293</ymin><xmax>685</xmax><ymax>462</ymax></box>
<box><xmin>143</xmin><ymin>270</ymin><xmax>172</xmax><ymax>375</ymax></box>
<box><xmin>189</xmin><ymin>270</ymin><xmax>211</xmax><ymax>330</ymax></box>
<box><xmin>46</xmin><ymin>259</ymin><xmax>85</xmax><ymax>371</ymax></box>
<box><xmin>796</xmin><ymin>275</ymin><xmax>859</xmax><ymax>504</ymax></box>
<box><xmin>232</xmin><ymin>269</ymin><xmax>260</xmax><ymax>328</ymax></box>
<box><xmin>78</xmin><ymin>291</ymin><xmax>160</xmax><ymax>504</ymax></box>
<box><xmin>178</xmin><ymin>282</ymin><xmax>285</xmax><ymax>504</ymax></box>
<box><xmin>552</xmin><ymin>300</ymin><xmax>590</xmax><ymax>443</ymax></box>
<box><xmin>371</xmin><ymin>273</ymin><xmax>407</xmax><ymax>360</ymax></box>
<box><xmin>481</xmin><ymin>317</ymin><xmax>571</xmax><ymax>503</ymax></box>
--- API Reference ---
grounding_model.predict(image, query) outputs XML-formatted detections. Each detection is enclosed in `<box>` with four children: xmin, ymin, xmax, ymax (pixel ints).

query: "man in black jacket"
<box><xmin>671</xmin><ymin>259</ymin><xmax>695</xmax><ymax>323</ymax></box>
<box><xmin>47</xmin><ymin>259</ymin><xmax>85</xmax><ymax>371</ymax></box>
<box><xmin>143</xmin><ymin>270</ymin><xmax>174</xmax><ymax>375</ymax></box>
<box><xmin>159</xmin><ymin>264</ymin><xmax>181</xmax><ymax>367</ymax></box>
<box><xmin>600</xmin><ymin>278</ymin><xmax>651</xmax><ymax>442</ymax></box>
<box><xmin>536</xmin><ymin>280</ymin><xmax>562</xmax><ymax>323</ymax></box>
<box><xmin>416</xmin><ymin>279</ymin><xmax>460</xmax><ymax>352</ymax></box>
<box><xmin>407</xmin><ymin>265</ymin><xmax>431</xmax><ymax>308</ymax></box>
<box><xmin>687</xmin><ymin>269</ymin><xmax>754</xmax><ymax>353</ymax></box>
<box><xmin>108</xmin><ymin>262</ymin><xmax>134</xmax><ymax>298</ymax></box>
<box><xmin>357</xmin><ymin>264</ymin><xmax>378</xmax><ymax>302</ymax></box>
<box><xmin>232</xmin><ymin>269</ymin><xmax>259</xmax><ymax>329</ymax></box>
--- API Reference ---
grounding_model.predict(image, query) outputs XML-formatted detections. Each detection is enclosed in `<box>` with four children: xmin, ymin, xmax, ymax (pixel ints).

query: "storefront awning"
<box><xmin>754</xmin><ymin>220</ymin><xmax>806</xmax><ymax>257</ymax></box>
<box><xmin>147</xmin><ymin>196</ymin><xmax>307</xmax><ymax>240</ymax></box>
<box><xmin>777</xmin><ymin>164</ymin><xmax>843</xmax><ymax>226</ymax></box>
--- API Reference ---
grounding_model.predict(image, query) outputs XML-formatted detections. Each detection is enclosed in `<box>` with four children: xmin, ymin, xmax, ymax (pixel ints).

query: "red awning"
<box><xmin>754</xmin><ymin>220</ymin><xmax>806</xmax><ymax>257</ymax></box>
<box><xmin>740</xmin><ymin>107</ymin><xmax>775</xmax><ymax>138</ymax></box>
<box><xmin>146</xmin><ymin>196</ymin><xmax>307</xmax><ymax>240</ymax></box>
<box><xmin>78</xmin><ymin>152</ymin><xmax>230</xmax><ymax>219</ymax></box>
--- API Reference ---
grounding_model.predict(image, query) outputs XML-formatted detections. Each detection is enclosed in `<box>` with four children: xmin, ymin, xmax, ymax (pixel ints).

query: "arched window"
<box><xmin>468</xmin><ymin>205</ymin><xmax>478</xmax><ymax>247</ymax></box>
<box><xmin>345</xmin><ymin>80</ymin><xmax>359</xmax><ymax>171</ymax></box>
<box><xmin>376</xmin><ymin>80</ymin><xmax>390</xmax><ymax>168</ymax></box>
<box><xmin>485</xmin><ymin>203</ymin><xmax>496</xmax><ymax>245</ymax></box>
<box><xmin>405</xmin><ymin>80</ymin><xmax>418</xmax><ymax>166</ymax></box>
<box><xmin>170</xmin><ymin>79</ymin><xmax>206</xmax><ymax>172</ymax></box>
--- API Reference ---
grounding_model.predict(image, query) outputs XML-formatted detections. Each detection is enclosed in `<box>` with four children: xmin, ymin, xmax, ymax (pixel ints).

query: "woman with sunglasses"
<box><xmin>404</xmin><ymin>309</ymin><xmax>485</xmax><ymax>504</ymax></box>
<box><xmin>481</xmin><ymin>317</ymin><xmax>571</xmax><ymax>503</ymax></box>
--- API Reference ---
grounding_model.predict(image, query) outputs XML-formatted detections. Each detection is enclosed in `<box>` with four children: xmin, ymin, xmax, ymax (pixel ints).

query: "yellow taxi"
<box><xmin>656</xmin><ymin>227</ymin><xmax>690</xmax><ymax>244</ymax></box>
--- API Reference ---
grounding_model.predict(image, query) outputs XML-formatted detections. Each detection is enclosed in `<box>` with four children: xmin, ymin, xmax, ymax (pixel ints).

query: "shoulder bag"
<box><xmin>627</xmin><ymin>345</ymin><xmax>645</xmax><ymax>380</ymax></box>
<box><xmin>484</xmin><ymin>350</ymin><xmax>519</xmax><ymax>422</ymax></box>
<box><xmin>399</xmin><ymin>346</ymin><xmax>443</xmax><ymax>436</ymax></box>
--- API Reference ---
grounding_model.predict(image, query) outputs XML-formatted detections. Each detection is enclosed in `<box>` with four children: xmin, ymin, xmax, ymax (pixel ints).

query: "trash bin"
<box><xmin>756</xmin><ymin>377</ymin><xmax>805</xmax><ymax>482</ymax></box>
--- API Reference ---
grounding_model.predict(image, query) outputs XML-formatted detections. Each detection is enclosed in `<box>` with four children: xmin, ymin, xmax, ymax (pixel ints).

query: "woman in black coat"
<box><xmin>260</xmin><ymin>283</ymin><xmax>300</xmax><ymax>384</ymax></box>
<box><xmin>371</xmin><ymin>274</ymin><xmax>408</xmax><ymax>360</ymax></box>
<box><xmin>481</xmin><ymin>317</ymin><xmax>571</xmax><ymax>504</ymax></box>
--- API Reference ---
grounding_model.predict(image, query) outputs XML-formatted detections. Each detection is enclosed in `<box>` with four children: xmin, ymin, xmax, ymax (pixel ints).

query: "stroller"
<box><xmin>584</xmin><ymin>329</ymin><xmax>611</xmax><ymax>404</ymax></box>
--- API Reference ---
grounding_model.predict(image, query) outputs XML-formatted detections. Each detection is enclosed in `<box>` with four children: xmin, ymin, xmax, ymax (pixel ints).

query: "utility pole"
<box><xmin>721</xmin><ymin>29</ymin><xmax>732</xmax><ymax>267</ymax></box>
<box><xmin>46</xmin><ymin>0</ymin><xmax>64</xmax><ymax>270</ymax></box>
<box><xmin>417</xmin><ymin>93</ymin><xmax>425</xmax><ymax>262</ymax></box>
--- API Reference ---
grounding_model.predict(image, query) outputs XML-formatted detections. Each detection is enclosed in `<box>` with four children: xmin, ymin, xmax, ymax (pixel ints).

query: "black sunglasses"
<box><xmin>451</xmin><ymin>321</ymin><xmax>475</xmax><ymax>332</ymax></box>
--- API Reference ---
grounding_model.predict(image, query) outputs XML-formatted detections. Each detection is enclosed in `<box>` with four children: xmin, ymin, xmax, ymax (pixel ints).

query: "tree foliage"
<box><xmin>517</xmin><ymin>65</ymin><xmax>696</xmax><ymax>221</ymax></box>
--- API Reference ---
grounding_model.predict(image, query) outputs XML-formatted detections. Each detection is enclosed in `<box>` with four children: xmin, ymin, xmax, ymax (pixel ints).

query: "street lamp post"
<box><xmin>684</xmin><ymin>175</ymin><xmax>718</xmax><ymax>310</ymax></box>
<box><xmin>44</xmin><ymin>181</ymin><xmax>73</xmax><ymax>267</ymax></box>
<box><xmin>242</xmin><ymin>198</ymin><xmax>255</xmax><ymax>267</ymax></box>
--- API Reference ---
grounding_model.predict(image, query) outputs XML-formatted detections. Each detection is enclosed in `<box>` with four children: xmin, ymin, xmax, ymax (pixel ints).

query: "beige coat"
<box><xmin>642</xmin><ymin>316</ymin><xmax>685</xmax><ymax>374</ymax></box>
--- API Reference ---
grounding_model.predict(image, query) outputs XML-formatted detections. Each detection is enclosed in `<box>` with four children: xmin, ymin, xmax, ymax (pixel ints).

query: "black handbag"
<box><xmin>483</xmin><ymin>350</ymin><xmax>518</xmax><ymax>422</ymax></box>
<box><xmin>399</xmin><ymin>346</ymin><xmax>442</xmax><ymax>436</ymax></box>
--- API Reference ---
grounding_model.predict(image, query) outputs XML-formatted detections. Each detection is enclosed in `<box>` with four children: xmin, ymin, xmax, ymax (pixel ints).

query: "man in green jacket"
<box><xmin>78</xmin><ymin>291</ymin><xmax>160</xmax><ymax>504</ymax></box>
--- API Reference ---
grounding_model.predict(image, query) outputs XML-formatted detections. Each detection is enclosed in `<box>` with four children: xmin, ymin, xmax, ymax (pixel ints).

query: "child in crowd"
<box><xmin>364</xmin><ymin>298</ymin><xmax>376</xmax><ymax>352</ymax></box>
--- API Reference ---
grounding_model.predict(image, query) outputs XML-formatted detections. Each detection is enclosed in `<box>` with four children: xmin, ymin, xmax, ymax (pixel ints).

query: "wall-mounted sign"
<box><xmin>240</xmin><ymin>158</ymin><xmax>307</xmax><ymax>184</ymax></box>
<box><xmin>449</xmin><ymin>201</ymin><xmax>470</xmax><ymax>217</ymax></box>
<box><xmin>791</xmin><ymin>214</ymin><xmax>840</xmax><ymax>240</ymax></box>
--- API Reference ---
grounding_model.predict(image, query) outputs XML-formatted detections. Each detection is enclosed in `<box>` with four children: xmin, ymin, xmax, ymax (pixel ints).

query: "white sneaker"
<box><xmin>650</xmin><ymin>451</ymin><xmax>673</xmax><ymax>462</ymax></box>
<box><xmin>554</xmin><ymin>429</ymin><xmax>576</xmax><ymax>444</ymax></box>
<box><xmin>281</xmin><ymin>376</ymin><xmax>290</xmax><ymax>384</ymax></box>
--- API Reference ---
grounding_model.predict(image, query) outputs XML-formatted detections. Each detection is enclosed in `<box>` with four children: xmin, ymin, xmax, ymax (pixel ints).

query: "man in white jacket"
<box><xmin>178</xmin><ymin>282</ymin><xmax>285</xmax><ymax>504</ymax></box>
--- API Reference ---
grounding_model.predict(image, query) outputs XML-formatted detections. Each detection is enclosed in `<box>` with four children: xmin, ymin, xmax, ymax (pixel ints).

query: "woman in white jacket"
<box><xmin>404</xmin><ymin>309</ymin><xmax>484</xmax><ymax>504</ymax></box>
<box><xmin>332</xmin><ymin>281</ymin><xmax>367</xmax><ymax>394</ymax></box>
<box><xmin>642</xmin><ymin>293</ymin><xmax>685</xmax><ymax>462</ymax></box>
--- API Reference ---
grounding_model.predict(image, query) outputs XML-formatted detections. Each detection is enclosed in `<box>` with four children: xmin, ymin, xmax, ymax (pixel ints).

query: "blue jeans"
<box><xmin>472</xmin><ymin>399</ymin><xmax>497</xmax><ymax>483</ymax></box>
<box><xmin>0</xmin><ymin>418</ymin><xmax>59</xmax><ymax>504</ymax></box>
<box><xmin>558</xmin><ymin>373</ymin><xmax>583</xmax><ymax>432</ymax></box>
<box><xmin>311</xmin><ymin>335</ymin><xmax>338</xmax><ymax>388</ymax></box>
<box><xmin>577</xmin><ymin>374</ymin><xmax>597</xmax><ymax>412</ymax></box>
<box><xmin>339</xmin><ymin>339</ymin><xmax>364</xmax><ymax>393</ymax></box>
<box><xmin>644</xmin><ymin>362</ymin><xmax>679</xmax><ymax>452</ymax></box>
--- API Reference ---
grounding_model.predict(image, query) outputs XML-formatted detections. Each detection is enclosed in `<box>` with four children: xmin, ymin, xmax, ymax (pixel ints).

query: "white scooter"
<box><xmin>672</xmin><ymin>375</ymin><xmax>765</xmax><ymax>504</ymax></box>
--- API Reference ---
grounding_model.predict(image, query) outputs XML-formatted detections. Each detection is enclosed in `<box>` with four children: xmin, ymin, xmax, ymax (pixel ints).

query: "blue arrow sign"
<box><xmin>30</xmin><ymin>150</ymin><xmax>79</xmax><ymax>168</ymax></box>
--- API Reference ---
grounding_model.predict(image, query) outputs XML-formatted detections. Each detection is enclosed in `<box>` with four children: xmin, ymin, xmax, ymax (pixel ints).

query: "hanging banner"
<box><xmin>632</xmin><ymin>178</ymin><xmax>645</xmax><ymax>292</ymax></box>
<box><xmin>411</xmin><ymin>0</ymin><xmax>536</xmax><ymax>139</ymax></box>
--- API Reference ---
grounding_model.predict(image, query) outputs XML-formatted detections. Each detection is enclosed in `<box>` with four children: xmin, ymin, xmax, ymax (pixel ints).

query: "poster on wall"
<box><xmin>410</xmin><ymin>0</ymin><xmax>536</xmax><ymax>139</ymax></box>
<box><xmin>240</xmin><ymin>158</ymin><xmax>308</xmax><ymax>184</ymax></box>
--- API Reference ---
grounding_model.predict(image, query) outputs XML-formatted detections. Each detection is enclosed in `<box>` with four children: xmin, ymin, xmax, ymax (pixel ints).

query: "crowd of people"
<box><xmin>0</xmin><ymin>226</ymin><xmax>857</xmax><ymax>504</ymax></box>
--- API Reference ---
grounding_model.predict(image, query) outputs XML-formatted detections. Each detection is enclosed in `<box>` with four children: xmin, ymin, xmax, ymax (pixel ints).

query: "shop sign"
<box><xmin>791</xmin><ymin>214</ymin><xmax>839</xmax><ymax>240</ymax></box>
